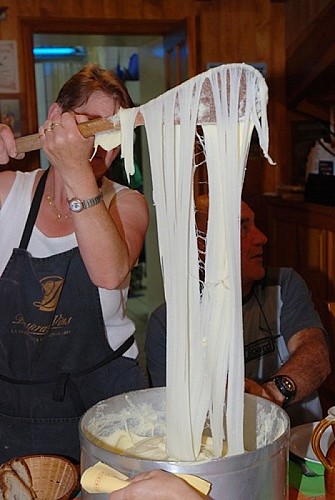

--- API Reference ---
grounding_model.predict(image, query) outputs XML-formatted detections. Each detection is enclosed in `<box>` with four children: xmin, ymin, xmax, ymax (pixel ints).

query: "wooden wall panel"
<box><xmin>110</xmin><ymin>0</ymin><xmax>146</xmax><ymax>19</ymax></box>
<box><xmin>285</xmin><ymin>0</ymin><xmax>333</xmax><ymax>49</ymax></box>
<box><xmin>285</xmin><ymin>0</ymin><xmax>335</xmax><ymax>118</ymax></box>
<box><xmin>85</xmin><ymin>1</ymin><xmax>107</xmax><ymax>17</ymax></box>
<box><xmin>267</xmin><ymin>1</ymin><xmax>287</xmax><ymax>187</ymax></box>
<box><xmin>59</xmin><ymin>1</ymin><xmax>85</xmax><ymax>17</ymax></box>
<box><xmin>17</xmin><ymin>1</ymin><xmax>40</xmax><ymax>17</ymax></box>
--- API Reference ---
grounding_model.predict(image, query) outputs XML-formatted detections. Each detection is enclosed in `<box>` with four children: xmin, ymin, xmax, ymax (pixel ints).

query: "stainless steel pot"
<box><xmin>80</xmin><ymin>387</ymin><xmax>289</xmax><ymax>499</ymax></box>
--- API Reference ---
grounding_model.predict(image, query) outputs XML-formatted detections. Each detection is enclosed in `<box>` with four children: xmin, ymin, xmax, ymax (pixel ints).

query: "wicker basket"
<box><xmin>23</xmin><ymin>455</ymin><xmax>78</xmax><ymax>500</ymax></box>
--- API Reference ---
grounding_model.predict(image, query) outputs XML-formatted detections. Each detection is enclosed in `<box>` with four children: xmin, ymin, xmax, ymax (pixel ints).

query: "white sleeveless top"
<box><xmin>0</xmin><ymin>169</ymin><xmax>138</xmax><ymax>358</ymax></box>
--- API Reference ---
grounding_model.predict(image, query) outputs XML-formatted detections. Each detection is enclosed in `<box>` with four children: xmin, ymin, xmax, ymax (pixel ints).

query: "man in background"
<box><xmin>145</xmin><ymin>198</ymin><xmax>330</xmax><ymax>426</ymax></box>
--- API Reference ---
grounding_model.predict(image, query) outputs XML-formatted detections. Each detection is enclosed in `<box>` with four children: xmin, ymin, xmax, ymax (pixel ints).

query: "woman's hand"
<box><xmin>39</xmin><ymin>112</ymin><xmax>94</xmax><ymax>185</ymax></box>
<box><xmin>0</xmin><ymin>123</ymin><xmax>25</xmax><ymax>164</ymax></box>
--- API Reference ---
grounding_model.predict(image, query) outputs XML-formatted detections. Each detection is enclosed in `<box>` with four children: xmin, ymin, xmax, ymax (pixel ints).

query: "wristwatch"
<box><xmin>270</xmin><ymin>375</ymin><xmax>296</xmax><ymax>409</ymax></box>
<box><xmin>67</xmin><ymin>190</ymin><xmax>103</xmax><ymax>213</ymax></box>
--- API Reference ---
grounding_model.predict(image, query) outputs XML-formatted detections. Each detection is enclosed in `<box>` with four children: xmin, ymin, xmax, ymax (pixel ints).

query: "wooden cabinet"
<box><xmin>265</xmin><ymin>196</ymin><xmax>335</xmax><ymax>314</ymax></box>
<box><xmin>265</xmin><ymin>196</ymin><xmax>335</xmax><ymax>412</ymax></box>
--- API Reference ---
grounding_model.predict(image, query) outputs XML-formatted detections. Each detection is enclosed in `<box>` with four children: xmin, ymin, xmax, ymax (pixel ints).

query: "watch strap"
<box><xmin>270</xmin><ymin>375</ymin><xmax>296</xmax><ymax>409</ymax></box>
<box><xmin>82</xmin><ymin>190</ymin><xmax>103</xmax><ymax>209</ymax></box>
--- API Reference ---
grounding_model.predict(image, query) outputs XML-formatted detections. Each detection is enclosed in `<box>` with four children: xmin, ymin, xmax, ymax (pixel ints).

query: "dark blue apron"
<box><xmin>0</xmin><ymin>169</ymin><xmax>147</xmax><ymax>463</ymax></box>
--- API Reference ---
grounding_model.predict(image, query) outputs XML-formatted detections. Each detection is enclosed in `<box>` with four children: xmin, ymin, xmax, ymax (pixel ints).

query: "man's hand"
<box><xmin>245</xmin><ymin>378</ymin><xmax>284</xmax><ymax>407</ymax></box>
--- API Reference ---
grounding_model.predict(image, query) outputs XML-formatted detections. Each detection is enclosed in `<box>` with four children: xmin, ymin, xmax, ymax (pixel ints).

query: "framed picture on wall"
<box><xmin>0</xmin><ymin>96</ymin><xmax>22</xmax><ymax>137</ymax></box>
<box><xmin>0</xmin><ymin>41</ymin><xmax>20</xmax><ymax>93</ymax></box>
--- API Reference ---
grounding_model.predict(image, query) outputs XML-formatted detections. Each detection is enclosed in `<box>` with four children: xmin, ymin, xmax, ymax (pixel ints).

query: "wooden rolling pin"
<box><xmin>14</xmin><ymin>112</ymin><xmax>145</xmax><ymax>154</ymax></box>
<box><xmin>13</xmin><ymin>78</ymin><xmax>220</xmax><ymax>155</ymax></box>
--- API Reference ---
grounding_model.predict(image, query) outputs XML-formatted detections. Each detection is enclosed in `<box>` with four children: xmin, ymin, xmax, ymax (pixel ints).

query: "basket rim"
<box><xmin>20</xmin><ymin>454</ymin><xmax>79</xmax><ymax>497</ymax></box>
<box><xmin>21</xmin><ymin>454</ymin><xmax>77</xmax><ymax>466</ymax></box>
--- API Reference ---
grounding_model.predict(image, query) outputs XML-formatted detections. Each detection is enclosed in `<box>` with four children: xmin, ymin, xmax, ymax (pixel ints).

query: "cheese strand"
<box><xmin>120</xmin><ymin>63</ymin><xmax>272</xmax><ymax>461</ymax></box>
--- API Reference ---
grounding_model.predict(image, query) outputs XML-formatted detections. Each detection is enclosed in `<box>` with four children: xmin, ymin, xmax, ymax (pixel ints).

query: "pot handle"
<box><xmin>311</xmin><ymin>407</ymin><xmax>335</xmax><ymax>471</ymax></box>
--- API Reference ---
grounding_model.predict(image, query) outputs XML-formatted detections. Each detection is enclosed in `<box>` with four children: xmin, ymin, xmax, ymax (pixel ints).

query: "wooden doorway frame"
<box><xmin>20</xmin><ymin>17</ymin><xmax>199</xmax><ymax>135</ymax></box>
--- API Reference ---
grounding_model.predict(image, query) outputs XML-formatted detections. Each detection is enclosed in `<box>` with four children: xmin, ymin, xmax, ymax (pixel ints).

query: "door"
<box><xmin>163</xmin><ymin>18</ymin><xmax>207</xmax><ymax>200</ymax></box>
<box><xmin>138</xmin><ymin>17</ymin><xmax>200</xmax><ymax>312</ymax></box>
<box><xmin>163</xmin><ymin>15</ymin><xmax>199</xmax><ymax>89</ymax></box>
<box><xmin>19</xmin><ymin>16</ymin><xmax>200</xmax><ymax>314</ymax></box>
<box><xmin>20</xmin><ymin>17</ymin><xmax>200</xmax><ymax>140</ymax></box>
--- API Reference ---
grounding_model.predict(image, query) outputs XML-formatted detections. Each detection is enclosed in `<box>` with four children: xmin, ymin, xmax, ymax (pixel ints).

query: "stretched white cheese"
<box><xmin>109</xmin><ymin>63</ymin><xmax>273</xmax><ymax>462</ymax></box>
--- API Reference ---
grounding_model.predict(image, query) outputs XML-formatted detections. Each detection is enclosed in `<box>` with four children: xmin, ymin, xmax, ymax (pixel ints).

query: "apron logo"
<box><xmin>33</xmin><ymin>276</ymin><xmax>64</xmax><ymax>312</ymax></box>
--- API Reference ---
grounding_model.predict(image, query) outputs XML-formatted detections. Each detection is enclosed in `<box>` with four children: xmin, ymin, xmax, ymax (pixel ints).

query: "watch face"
<box><xmin>69</xmin><ymin>198</ymin><xmax>83</xmax><ymax>213</ymax></box>
<box><xmin>281</xmin><ymin>376</ymin><xmax>296</xmax><ymax>393</ymax></box>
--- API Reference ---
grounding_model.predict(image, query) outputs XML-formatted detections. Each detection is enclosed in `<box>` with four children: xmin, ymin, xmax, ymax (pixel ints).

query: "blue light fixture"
<box><xmin>33</xmin><ymin>46</ymin><xmax>86</xmax><ymax>58</ymax></box>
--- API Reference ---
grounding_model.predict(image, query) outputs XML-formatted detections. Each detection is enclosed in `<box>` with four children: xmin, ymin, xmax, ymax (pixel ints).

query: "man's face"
<box><xmin>240</xmin><ymin>201</ymin><xmax>268</xmax><ymax>296</ymax></box>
